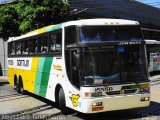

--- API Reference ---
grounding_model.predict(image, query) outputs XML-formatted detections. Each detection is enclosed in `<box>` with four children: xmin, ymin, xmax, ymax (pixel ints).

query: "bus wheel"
<box><xmin>15</xmin><ymin>80</ymin><xmax>20</xmax><ymax>93</ymax></box>
<box><xmin>18</xmin><ymin>79</ymin><xmax>25</xmax><ymax>95</ymax></box>
<box><xmin>59</xmin><ymin>88</ymin><xmax>70</xmax><ymax>115</ymax></box>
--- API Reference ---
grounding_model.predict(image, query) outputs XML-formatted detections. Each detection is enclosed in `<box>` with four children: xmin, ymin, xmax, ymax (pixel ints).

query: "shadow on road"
<box><xmin>71</xmin><ymin>101</ymin><xmax>160</xmax><ymax>120</ymax></box>
<box><xmin>0</xmin><ymin>82</ymin><xmax>9</xmax><ymax>86</ymax></box>
<box><xmin>150</xmin><ymin>71</ymin><xmax>160</xmax><ymax>77</ymax></box>
<box><xmin>26</xmin><ymin>91</ymin><xmax>59</xmax><ymax>109</ymax></box>
<box><xmin>27</xmin><ymin>89</ymin><xmax>160</xmax><ymax>120</ymax></box>
<box><xmin>1</xmin><ymin>83</ymin><xmax>159</xmax><ymax>120</ymax></box>
<box><xmin>26</xmin><ymin>89</ymin><xmax>160</xmax><ymax>120</ymax></box>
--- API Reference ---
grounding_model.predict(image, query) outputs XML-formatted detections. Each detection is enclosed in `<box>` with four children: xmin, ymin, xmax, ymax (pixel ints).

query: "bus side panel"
<box><xmin>24</xmin><ymin>57</ymin><xmax>39</xmax><ymax>93</ymax></box>
<box><xmin>45</xmin><ymin>56</ymin><xmax>62</xmax><ymax>102</ymax></box>
<box><xmin>34</xmin><ymin>57</ymin><xmax>45</xmax><ymax>95</ymax></box>
<box><xmin>33</xmin><ymin>57</ymin><xmax>53</xmax><ymax>97</ymax></box>
<box><xmin>8</xmin><ymin>67</ymin><xmax>14</xmax><ymax>86</ymax></box>
<box><xmin>39</xmin><ymin>57</ymin><xmax>53</xmax><ymax>97</ymax></box>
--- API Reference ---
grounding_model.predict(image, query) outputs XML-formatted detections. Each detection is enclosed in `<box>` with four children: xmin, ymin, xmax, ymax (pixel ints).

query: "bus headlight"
<box><xmin>84</xmin><ymin>92</ymin><xmax>103</xmax><ymax>97</ymax></box>
<box><xmin>92</xmin><ymin>102</ymin><xmax>104</xmax><ymax>111</ymax></box>
<box><xmin>92</xmin><ymin>102</ymin><xmax>103</xmax><ymax>107</ymax></box>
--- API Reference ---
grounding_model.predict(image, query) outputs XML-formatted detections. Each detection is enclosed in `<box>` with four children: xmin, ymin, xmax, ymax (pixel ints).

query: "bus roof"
<box><xmin>145</xmin><ymin>39</ymin><xmax>160</xmax><ymax>44</ymax></box>
<box><xmin>64</xmin><ymin>18</ymin><xmax>139</xmax><ymax>27</ymax></box>
<box><xmin>8</xmin><ymin>18</ymin><xmax>139</xmax><ymax>42</ymax></box>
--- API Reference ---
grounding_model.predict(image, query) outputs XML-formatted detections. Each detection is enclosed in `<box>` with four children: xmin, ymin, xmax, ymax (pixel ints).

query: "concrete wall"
<box><xmin>0</xmin><ymin>38</ymin><xmax>7</xmax><ymax>76</ymax></box>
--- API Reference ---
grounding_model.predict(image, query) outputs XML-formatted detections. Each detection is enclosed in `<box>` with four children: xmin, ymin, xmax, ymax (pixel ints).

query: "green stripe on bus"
<box><xmin>39</xmin><ymin>57</ymin><xmax>53</xmax><ymax>97</ymax></box>
<box><xmin>46</xmin><ymin>24</ymin><xmax>62</xmax><ymax>32</ymax></box>
<box><xmin>34</xmin><ymin>57</ymin><xmax>45</xmax><ymax>95</ymax></box>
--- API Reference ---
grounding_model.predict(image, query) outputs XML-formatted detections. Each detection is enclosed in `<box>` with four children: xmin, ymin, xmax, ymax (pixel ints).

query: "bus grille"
<box><xmin>106</xmin><ymin>89</ymin><xmax>137</xmax><ymax>95</ymax></box>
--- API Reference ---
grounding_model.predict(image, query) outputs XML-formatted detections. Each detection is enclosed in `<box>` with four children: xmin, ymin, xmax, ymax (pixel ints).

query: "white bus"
<box><xmin>8</xmin><ymin>19</ymin><xmax>150</xmax><ymax>114</ymax></box>
<box><xmin>145</xmin><ymin>39</ymin><xmax>160</xmax><ymax>72</ymax></box>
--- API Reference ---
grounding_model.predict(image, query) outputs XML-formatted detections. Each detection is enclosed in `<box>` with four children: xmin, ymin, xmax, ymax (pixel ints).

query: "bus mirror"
<box><xmin>73</xmin><ymin>51</ymin><xmax>80</xmax><ymax>69</ymax></box>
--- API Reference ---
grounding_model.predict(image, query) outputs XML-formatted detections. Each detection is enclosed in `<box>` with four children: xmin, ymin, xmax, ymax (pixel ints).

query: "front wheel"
<box><xmin>59</xmin><ymin>88</ymin><xmax>70</xmax><ymax>115</ymax></box>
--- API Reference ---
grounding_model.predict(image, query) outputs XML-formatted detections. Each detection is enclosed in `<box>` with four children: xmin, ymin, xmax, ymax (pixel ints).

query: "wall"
<box><xmin>0</xmin><ymin>38</ymin><xmax>7</xmax><ymax>76</ymax></box>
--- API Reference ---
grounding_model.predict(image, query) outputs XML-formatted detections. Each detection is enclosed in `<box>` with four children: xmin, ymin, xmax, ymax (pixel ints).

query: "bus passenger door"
<box><xmin>65</xmin><ymin>49</ymin><xmax>80</xmax><ymax>89</ymax></box>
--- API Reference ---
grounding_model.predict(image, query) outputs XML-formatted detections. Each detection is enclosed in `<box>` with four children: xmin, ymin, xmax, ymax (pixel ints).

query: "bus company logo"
<box><xmin>53</xmin><ymin>65</ymin><xmax>62</xmax><ymax>71</ymax></box>
<box><xmin>71</xmin><ymin>94</ymin><xmax>80</xmax><ymax>107</ymax></box>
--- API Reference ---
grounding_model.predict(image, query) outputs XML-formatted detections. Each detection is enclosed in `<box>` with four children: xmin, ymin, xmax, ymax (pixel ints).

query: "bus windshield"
<box><xmin>79</xmin><ymin>26</ymin><xmax>143</xmax><ymax>42</ymax></box>
<box><xmin>81</xmin><ymin>45</ymin><xmax>147</xmax><ymax>86</ymax></box>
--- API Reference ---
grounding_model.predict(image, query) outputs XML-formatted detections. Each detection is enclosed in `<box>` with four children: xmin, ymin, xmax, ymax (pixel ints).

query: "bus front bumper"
<box><xmin>81</xmin><ymin>93</ymin><xmax>150</xmax><ymax>113</ymax></box>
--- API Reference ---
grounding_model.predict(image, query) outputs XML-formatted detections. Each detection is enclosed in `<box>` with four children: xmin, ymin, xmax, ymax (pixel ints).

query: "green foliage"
<box><xmin>0</xmin><ymin>0</ymin><xmax>70</xmax><ymax>40</ymax></box>
<box><xmin>0</xmin><ymin>4</ymin><xmax>20</xmax><ymax>40</ymax></box>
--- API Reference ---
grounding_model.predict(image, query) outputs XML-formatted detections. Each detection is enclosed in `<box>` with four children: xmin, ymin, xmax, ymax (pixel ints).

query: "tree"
<box><xmin>0</xmin><ymin>4</ymin><xmax>20</xmax><ymax>40</ymax></box>
<box><xmin>16</xmin><ymin>0</ymin><xmax>69</xmax><ymax>33</ymax></box>
<box><xmin>0</xmin><ymin>0</ymin><xmax>70</xmax><ymax>40</ymax></box>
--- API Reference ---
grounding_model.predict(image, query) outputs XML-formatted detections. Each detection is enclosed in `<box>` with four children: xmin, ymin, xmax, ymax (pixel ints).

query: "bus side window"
<box><xmin>65</xmin><ymin>26</ymin><xmax>76</xmax><ymax>45</ymax></box>
<box><xmin>15</xmin><ymin>42</ymin><xmax>21</xmax><ymax>55</ymax></box>
<box><xmin>11</xmin><ymin>43</ymin><xmax>15</xmax><ymax>55</ymax></box>
<box><xmin>56</xmin><ymin>31</ymin><xmax>62</xmax><ymax>52</ymax></box>
<box><xmin>22</xmin><ymin>40</ymin><xmax>29</xmax><ymax>55</ymax></box>
<box><xmin>29</xmin><ymin>38</ymin><xmax>37</xmax><ymax>55</ymax></box>
<box><xmin>49</xmin><ymin>34</ymin><xmax>56</xmax><ymax>53</ymax></box>
<box><xmin>8</xmin><ymin>43</ymin><xmax>12</xmax><ymax>55</ymax></box>
<box><xmin>38</xmin><ymin>36</ymin><xmax>48</xmax><ymax>54</ymax></box>
<box><xmin>49</xmin><ymin>31</ymin><xmax>62</xmax><ymax>53</ymax></box>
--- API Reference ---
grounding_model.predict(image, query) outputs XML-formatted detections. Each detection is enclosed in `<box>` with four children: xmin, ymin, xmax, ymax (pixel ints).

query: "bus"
<box><xmin>145</xmin><ymin>39</ymin><xmax>160</xmax><ymax>72</ymax></box>
<box><xmin>8</xmin><ymin>19</ymin><xmax>150</xmax><ymax>114</ymax></box>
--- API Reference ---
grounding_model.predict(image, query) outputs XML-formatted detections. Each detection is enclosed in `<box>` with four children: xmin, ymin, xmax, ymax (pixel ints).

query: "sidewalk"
<box><xmin>150</xmin><ymin>75</ymin><xmax>160</xmax><ymax>82</ymax></box>
<box><xmin>0</xmin><ymin>76</ymin><xmax>8</xmax><ymax>83</ymax></box>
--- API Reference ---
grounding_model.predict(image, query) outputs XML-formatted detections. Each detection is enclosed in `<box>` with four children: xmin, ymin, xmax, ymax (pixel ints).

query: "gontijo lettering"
<box><xmin>17</xmin><ymin>60</ymin><xmax>29</xmax><ymax>67</ymax></box>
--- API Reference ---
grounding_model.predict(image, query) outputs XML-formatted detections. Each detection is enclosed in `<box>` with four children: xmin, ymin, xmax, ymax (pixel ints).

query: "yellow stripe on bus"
<box><xmin>7</xmin><ymin>57</ymin><xmax>39</xmax><ymax>93</ymax></box>
<box><xmin>26</xmin><ymin>57</ymin><xmax>39</xmax><ymax>93</ymax></box>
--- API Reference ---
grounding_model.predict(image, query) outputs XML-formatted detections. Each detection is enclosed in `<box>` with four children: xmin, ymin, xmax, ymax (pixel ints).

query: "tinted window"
<box><xmin>29</xmin><ymin>38</ymin><xmax>37</xmax><ymax>54</ymax></box>
<box><xmin>80</xmin><ymin>26</ymin><xmax>143</xmax><ymax>42</ymax></box>
<box><xmin>22</xmin><ymin>40</ymin><xmax>29</xmax><ymax>55</ymax></box>
<box><xmin>49</xmin><ymin>34</ymin><xmax>56</xmax><ymax>52</ymax></box>
<box><xmin>49</xmin><ymin>31</ymin><xmax>62</xmax><ymax>53</ymax></box>
<box><xmin>56</xmin><ymin>32</ymin><xmax>62</xmax><ymax>52</ymax></box>
<box><xmin>38</xmin><ymin>36</ymin><xmax>48</xmax><ymax>54</ymax></box>
<box><xmin>65</xmin><ymin>26</ymin><xmax>77</xmax><ymax>45</ymax></box>
<box><xmin>15</xmin><ymin>42</ymin><xmax>21</xmax><ymax>55</ymax></box>
<box><xmin>8</xmin><ymin>43</ymin><xmax>12</xmax><ymax>55</ymax></box>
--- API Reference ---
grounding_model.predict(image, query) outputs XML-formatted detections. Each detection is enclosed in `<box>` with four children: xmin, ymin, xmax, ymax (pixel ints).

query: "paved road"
<box><xmin>0</xmin><ymin>81</ymin><xmax>160</xmax><ymax>120</ymax></box>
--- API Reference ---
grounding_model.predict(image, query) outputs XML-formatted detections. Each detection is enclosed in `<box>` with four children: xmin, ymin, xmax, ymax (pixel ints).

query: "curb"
<box><xmin>0</xmin><ymin>76</ymin><xmax>8</xmax><ymax>83</ymax></box>
<box><xmin>150</xmin><ymin>75</ymin><xmax>160</xmax><ymax>83</ymax></box>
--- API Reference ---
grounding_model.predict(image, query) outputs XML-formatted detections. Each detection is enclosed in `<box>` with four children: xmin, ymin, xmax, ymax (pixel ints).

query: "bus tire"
<box><xmin>15</xmin><ymin>80</ymin><xmax>20</xmax><ymax>93</ymax></box>
<box><xmin>18</xmin><ymin>78</ymin><xmax>25</xmax><ymax>95</ymax></box>
<box><xmin>59</xmin><ymin>88</ymin><xmax>70</xmax><ymax>115</ymax></box>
